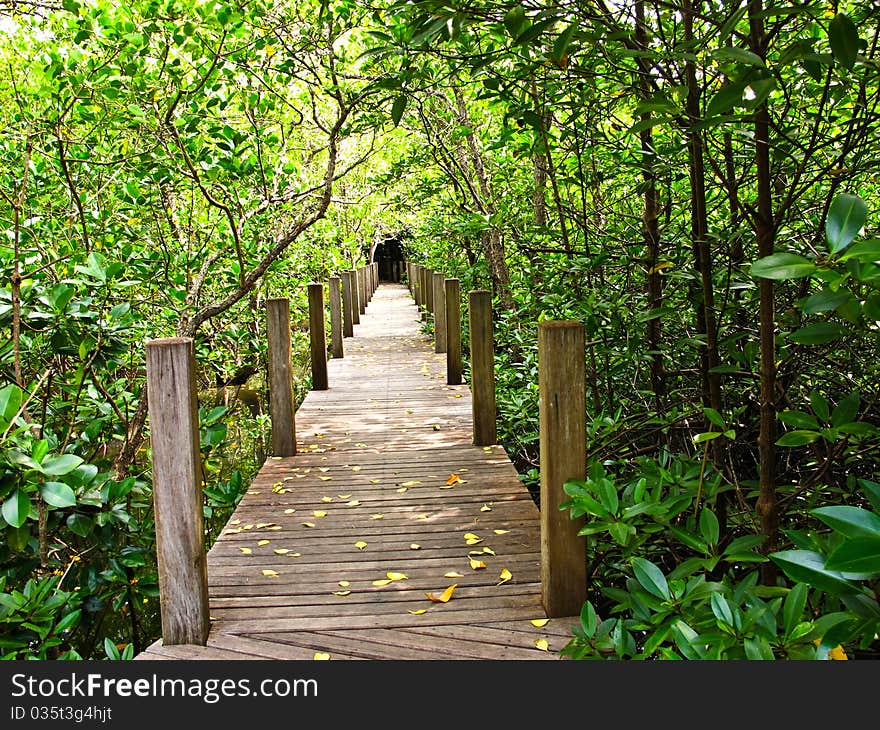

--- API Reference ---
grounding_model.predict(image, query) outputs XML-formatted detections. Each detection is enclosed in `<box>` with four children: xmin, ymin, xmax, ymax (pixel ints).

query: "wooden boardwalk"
<box><xmin>137</xmin><ymin>283</ymin><xmax>576</xmax><ymax>660</ymax></box>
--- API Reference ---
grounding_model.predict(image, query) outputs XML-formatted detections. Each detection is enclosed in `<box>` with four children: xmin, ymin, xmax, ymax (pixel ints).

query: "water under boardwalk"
<box><xmin>137</xmin><ymin>283</ymin><xmax>577</xmax><ymax>660</ymax></box>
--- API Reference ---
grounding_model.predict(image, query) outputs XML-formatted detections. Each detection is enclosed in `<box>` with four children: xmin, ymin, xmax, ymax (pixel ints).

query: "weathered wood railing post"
<box><xmin>372</xmin><ymin>262</ymin><xmax>378</xmax><ymax>293</ymax></box>
<box><xmin>445</xmin><ymin>278</ymin><xmax>462</xmax><ymax>385</ymax></box>
<box><xmin>539</xmin><ymin>320</ymin><xmax>587</xmax><ymax>617</ymax></box>
<box><xmin>146</xmin><ymin>337</ymin><xmax>211</xmax><ymax>646</ymax></box>
<box><xmin>329</xmin><ymin>275</ymin><xmax>344</xmax><ymax>359</ymax></box>
<box><xmin>341</xmin><ymin>271</ymin><xmax>355</xmax><ymax>338</ymax></box>
<box><xmin>266</xmin><ymin>298</ymin><xmax>297</xmax><ymax>456</ymax></box>
<box><xmin>418</xmin><ymin>266</ymin><xmax>428</xmax><ymax>321</ymax></box>
<box><xmin>425</xmin><ymin>267</ymin><xmax>435</xmax><ymax>316</ymax></box>
<box><xmin>433</xmin><ymin>271</ymin><xmax>446</xmax><ymax>354</ymax></box>
<box><xmin>358</xmin><ymin>266</ymin><xmax>367</xmax><ymax>315</ymax></box>
<box><xmin>308</xmin><ymin>282</ymin><xmax>329</xmax><ymax>390</ymax></box>
<box><xmin>468</xmin><ymin>290</ymin><xmax>496</xmax><ymax>445</ymax></box>
<box><xmin>349</xmin><ymin>269</ymin><xmax>361</xmax><ymax>326</ymax></box>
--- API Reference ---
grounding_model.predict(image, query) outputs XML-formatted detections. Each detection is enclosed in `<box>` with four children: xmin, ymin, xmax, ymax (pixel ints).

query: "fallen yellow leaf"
<box><xmin>354</xmin><ymin>541</ymin><xmax>368</xmax><ymax>550</ymax></box>
<box><xmin>267</xmin><ymin>525</ymin><xmax>282</xmax><ymax>531</ymax></box>
<box><xmin>535</xmin><ymin>639</ymin><xmax>550</xmax><ymax>652</ymax></box>
<box><xmin>371</xmin><ymin>514</ymin><xmax>384</xmax><ymax>520</ymax></box>
<box><xmin>273</xmin><ymin>549</ymin><xmax>290</xmax><ymax>555</ymax></box>
<box><xmin>396</xmin><ymin>487</ymin><xmax>408</xmax><ymax>493</ymax></box>
<box><xmin>408</xmin><ymin>609</ymin><xmax>428</xmax><ymax>615</ymax></box>
<box><xmin>351</xmin><ymin>466</ymin><xmax>361</xmax><ymax>472</ymax></box>
<box><xmin>338</xmin><ymin>580</ymin><xmax>350</xmax><ymax>587</ymax></box>
<box><xmin>480</xmin><ymin>504</ymin><xmax>492</xmax><ymax>512</ymax></box>
<box><xmin>262</xmin><ymin>569</ymin><xmax>279</xmax><ymax>578</ymax></box>
<box><xmin>239</xmin><ymin>547</ymin><xmax>252</xmax><ymax>554</ymax></box>
<box><xmin>321</xmin><ymin>496</ymin><xmax>334</xmax><ymax>503</ymax></box>
<box><xmin>313</xmin><ymin>510</ymin><xmax>327</xmax><ymax>518</ymax></box>
<box><xmin>333</xmin><ymin>590</ymin><xmax>351</xmax><ymax>596</ymax></box>
<box><xmin>469</xmin><ymin>558</ymin><xmax>487</xmax><ymax>570</ymax></box>
<box><xmin>493</xmin><ymin>529</ymin><xmax>510</xmax><ymax>535</ymax></box>
<box><xmin>466</xmin><ymin>538</ymin><xmax>483</xmax><ymax>545</ymax></box>
<box><xmin>230</xmin><ymin>519</ymin><xmax>241</xmax><ymax>525</ymax></box>
<box><xmin>257</xmin><ymin>540</ymin><xmax>270</xmax><ymax>546</ymax></box>
<box><xmin>319</xmin><ymin>476</ymin><xmax>332</xmax><ymax>481</ymax></box>
<box><xmin>401</xmin><ymin>480</ymin><xmax>421</xmax><ymax>487</ymax></box>
<box><xmin>410</xmin><ymin>543</ymin><xmax>421</xmax><ymax>550</ymax></box>
<box><xmin>371</xmin><ymin>479</ymin><xmax>382</xmax><ymax>484</ymax></box>
<box><xmin>497</xmin><ymin>568</ymin><xmax>512</xmax><ymax>586</ymax></box>
<box><xmin>302</xmin><ymin>522</ymin><xmax>315</xmax><ymax>528</ymax></box>
<box><xmin>313</xmin><ymin>652</ymin><xmax>330</xmax><ymax>660</ymax></box>
<box><xmin>319</xmin><ymin>467</ymin><xmax>329</xmax><ymax>472</ymax></box>
<box><xmin>463</xmin><ymin>533</ymin><xmax>481</xmax><ymax>541</ymax></box>
<box><xmin>426</xmin><ymin>584</ymin><xmax>457</xmax><ymax>603</ymax></box>
<box><xmin>346</xmin><ymin>500</ymin><xmax>360</xmax><ymax>507</ymax></box>
<box><xmin>446</xmin><ymin>473</ymin><xmax>462</xmax><ymax>485</ymax></box>
<box><xmin>284</xmin><ymin>508</ymin><xmax>296</xmax><ymax>514</ymax></box>
<box><xmin>387</xmin><ymin>572</ymin><xmax>408</xmax><ymax>581</ymax></box>
<box><xmin>415</xmin><ymin>514</ymin><xmax>429</xmax><ymax>520</ymax></box>
<box><xmin>372</xmin><ymin>579</ymin><xmax>392</xmax><ymax>586</ymax></box>
<box><xmin>530</xmin><ymin>618</ymin><xmax>551</xmax><ymax>627</ymax></box>
<box><xmin>444</xmin><ymin>571</ymin><xmax>464</xmax><ymax>578</ymax></box>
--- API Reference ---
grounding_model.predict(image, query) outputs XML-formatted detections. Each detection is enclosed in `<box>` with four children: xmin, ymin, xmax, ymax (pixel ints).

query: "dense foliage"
<box><xmin>2</xmin><ymin>0</ymin><xmax>879</xmax><ymax>659</ymax></box>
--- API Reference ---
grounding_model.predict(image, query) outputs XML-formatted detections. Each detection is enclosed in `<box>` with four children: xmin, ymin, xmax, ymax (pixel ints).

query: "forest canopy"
<box><xmin>2</xmin><ymin>0</ymin><xmax>879</xmax><ymax>660</ymax></box>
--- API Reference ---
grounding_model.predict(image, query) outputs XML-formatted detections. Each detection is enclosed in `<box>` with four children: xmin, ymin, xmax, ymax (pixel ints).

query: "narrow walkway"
<box><xmin>137</xmin><ymin>284</ymin><xmax>575</xmax><ymax>660</ymax></box>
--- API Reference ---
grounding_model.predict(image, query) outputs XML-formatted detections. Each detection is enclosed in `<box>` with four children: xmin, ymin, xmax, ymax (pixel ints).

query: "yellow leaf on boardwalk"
<box><xmin>497</xmin><ymin>568</ymin><xmax>512</xmax><ymax>586</ymax></box>
<box><xmin>333</xmin><ymin>590</ymin><xmax>351</xmax><ymax>596</ymax></box>
<box><xmin>493</xmin><ymin>529</ymin><xmax>510</xmax><ymax>535</ymax></box>
<box><xmin>535</xmin><ymin>639</ymin><xmax>550</xmax><ymax>652</ymax></box>
<box><xmin>267</xmin><ymin>525</ymin><xmax>282</xmax><ymax>531</ymax></box>
<box><xmin>321</xmin><ymin>496</ymin><xmax>333</xmax><ymax>503</ymax></box>
<box><xmin>410</xmin><ymin>543</ymin><xmax>421</xmax><ymax>550</ymax></box>
<box><xmin>444</xmin><ymin>571</ymin><xmax>464</xmax><ymax>578</ymax></box>
<box><xmin>346</xmin><ymin>500</ymin><xmax>361</xmax><ymax>507</ymax></box>
<box><xmin>371</xmin><ymin>479</ymin><xmax>382</xmax><ymax>484</ymax></box>
<box><xmin>426</xmin><ymin>584</ymin><xmax>457</xmax><ymax>603</ymax></box>
<box><xmin>313</xmin><ymin>652</ymin><xmax>330</xmax><ymax>660</ymax></box>
<box><xmin>469</xmin><ymin>558</ymin><xmax>487</xmax><ymax>570</ymax></box>
<box><xmin>354</xmin><ymin>541</ymin><xmax>368</xmax><ymax>550</ymax></box>
<box><xmin>371</xmin><ymin>514</ymin><xmax>384</xmax><ymax>520</ymax></box>
<box><xmin>290</xmin><ymin>552</ymin><xmax>301</xmax><ymax>557</ymax></box>
<box><xmin>319</xmin><ymin>467</ymin><xmax>329</xmax><ymax>472</ymax></box>
<box><xmin>338</xmin><ymin>580</ymin><xmax>350</xmax><ymax>587</ymax></box>
<box><xmin>446</xmin><ymin>473</ymin><xmax>462</xmax><ymax>486</ymax></box>
<box><xmin>480</xmin><ymin>504</ymin><xmax>492</xmax><ymax>512</ymax></box>
<box><xmin>257</xmin><ymin>540</ymin><xmax>270</xmax><ymax>546</ymax></box>
<box><xmin>408</xmin><ymin>609</ymin><xmax>427</xmax><ymax>615</ymax></box>
<box><xmin>372</xmin><ymin>579</ymin><xmax>392</xmax><ymax>586</ymax></box>
<box><xmin>401</xmin><ymin>480</ymin><xmax>421</xmax><ymax>487</ymax></box>
<box><xmin>302</xmin><ymin>522</ymin><xmax>315</xmax><ymax>528</ymax></box>
<box><xmin>463</xmin><ymin>533</ymin><xmax>481</xmax><ymax>541</ymax></box>
<box><xmin>319</xmin><ymin>476</ymin><xmax>332</xmax><ymax>481</ymax></box>
<box><xmin>239</xmin><ymin>547</ymin><xmax>252</xmax><ymax>554</ymax></box>
<box><xmin>337</xmin><ymin>494</ymin><xmax>352</xmax><ymax>500</ymax></box>
<box><xmin>387</xmin><ymin>572</ymin><xmax>408</xmax><ymax>581</ymax></box>
<box><xmin>396</xmin><ymin>487</ymin><xmax>408</xmax><ymax>493</ymax></box>
<box><xmin>351</xmin><ymin>466</ymin><xmax>361</xmax><ymax>472</ymax></box>
<box><xmin>230</xmin><ymin>519</ymin><xmax>241</xmax><ymax>525</ymax></box>
<box><xmin>313</xmin><ymin>510</ymin><xmax>327</xmax><ymax>518</ymax></box>
<box><xmin>530</xmin><ymin>618</ymin><xmax>551</xmax><ymax>627</ymax></box>
<box><xmin>262</xmin><ymin>569</ymin><xmax>279</xmax><ymax>578</ymax></box>
<box><xmin>273</xmin><ymin>549</ymin><xmax>290</xmax><ymax>555</ymax></box>
<box><xmin>284</xmin><ymin>508</ymin><xmax>296</xmax><ymax>514</ymax></box>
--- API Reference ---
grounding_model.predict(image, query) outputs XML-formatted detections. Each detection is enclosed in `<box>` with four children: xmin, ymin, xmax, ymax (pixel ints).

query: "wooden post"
<box><xmin>539</xmin><ymin>320</ymin><xmax>587</xmax><ymax>617</ymax></box>
<box><xmin>419</xmin><ymin>266</ymin><xmax>428</xmax><ymax>321</ymax></box>
<box><xmin>146</xmin><ymin>337</ymin><xmax>210</xmax><ymax>646</ymax></box>
<box><xmin>349</xmin><ymin>269</ymin><xmax>361</xmax><ymax>325</ymax></box>
<box><xmin>341</xmin><ymin>271</ymin><xmax>354</xmax><ymax>337</ymax></box>
<box><xmin>433</xmin><ymin>271</ymin><xmax>446</xmax><ymax>354</ymax></box>
<box><xmin>445</xmin><ymin>278</ymin><xmax>462</xmax><ymax>385</ymax></box>
<box><xmin>308</xmin><ymin>282</ymin><xmax>328</xmax><ymax>390</ymax></box>
<box><xmin>373</xmin><ymin>262</ymin><xmax>378</xmax><ymax>292</ymax></box>
<box><xmin>358</xmin><ymin>266</ymin><xmax>367</xmax><ymax>315</ymax></box>
<box><xmin>425</xmin><ymin>267</ymin><xmax>435</xmax><ymax>314</ymax></box>
<box><xmin>469</xmin><ymin>290</ymin><xmax>496</xmax><ymax>445</ymax></box>
<box><xmin>266</xmin><ymin>299</ymin><xmax>297</xmax><ymax>457</ymax></box>
<box><xmin>414</xmin><ymin>265</ymin><xmax>422</xmax><ymax>306</ymax></box>
<box><xmin>329</xmin><ymin>275</ymin><xmax>344</xmax><ymax>358</ymax></box>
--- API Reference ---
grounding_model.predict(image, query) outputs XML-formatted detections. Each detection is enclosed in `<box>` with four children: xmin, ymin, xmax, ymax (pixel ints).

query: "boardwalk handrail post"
<box><xmin>308</xmin><ymin>282</ymin><xmax>329</xmax><ymax>390</ymax></box>
<box><xmin>349</xmin><ymin>268</ymin><xmax>361</xmax><ymax>325</ymax></box>
<box><xmin>267</xmin><ymin>299</ymin><xmax>297</xmax><ymax>456</ymax></box>
<box><xmin>445</xmin><ymin>278</ymin><xmax>462</xmax><ymax>385</ymax></box>
<box><xmin>146</xmin><ymin>336</ymin><xmax>210</xmax><ymax>646</ymax></box>
<box><xmin>539</xmin><ymin>320</ymin><xmax>587</xmax><ymax>617</ymax></box>
<box><xmin>425</xmin><ymin>267</ymin><xmax>435</xmax><ymax>315</ymax></box>
<box><xmin>358</xmin><ymin>266</ymin><xmax>367</xmax><ymax>315</ymax></box>
<box><xmin>468</xmin><ymin>290</ymin><xmax>496</xmax><ymax>446</ymax></box>
<box><xmin>341</xmin><ymin>271</ymin><xmax>355</xmax><ymax>338</ymax></box>
<box><xmin>329</xmin><ymin>275</ymin><xmax>344</xmax><ymax>358</ymax></box>
<box><xmin>433</xmin><ymin>271</ymin><xmax>447</xmax><ymax>354</ymax></box>
<box><xmin>419</xmin><ymin>266</ymin><xmax>428</xmax><ymax>321</ymax></box>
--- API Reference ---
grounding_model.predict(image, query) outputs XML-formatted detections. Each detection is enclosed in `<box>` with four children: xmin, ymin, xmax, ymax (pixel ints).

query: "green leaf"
<box><xmin>712</xmin><ymin>47</ymin><xmax>765</xmax><ymax>68</ymax></box>
<box><xmin>777</xmin><ymin>411</ymin><xmax>820</xmax><ymax>430</ymax></box>
<box><xmin>551</xmin><ymin>23</ymin><xmax>577</xmax><ymax>63</ymax></box>
<box><xmin>810</xmin><ymin>506</ymin><xmax>880</xmax><ymax>539</ymax></box>
<box><xmin>810</xmin><ymin>391</ymin><xmax>830</xmax><ymax>422</ymax></box>
<box><xmin>699</xmin><ymin>509</ymin><xmax>720</xmax><ymax>546</ymax></box>
<box><xmin>39</xmin><ymin>482</ymin><xmax>77</xmax><ymax>509</ymax></box>
<box><xmin>693</xmin><ymin>431</ymin><xmax>722</xmax><ymax>443</ymax></box>
<box><xmin>39</xmin><ymin>454</ymin><xmax>84</xmax><ymax>476</ymax></box>
<box><xmin>66</xmin><ymin>513</ymin><xmax>93</xmax><ymax>538</ymax></box>
<box><xmin>787</xmin><ymin>322</ymin><xmax>848</xmax><ymax>345</ymax></box>
<box><xmin>824</xmin><ymin>538</ymin><xmax>880</xmax><ymax>573</ymax></box>
<box><xmin>669</xmin><ymin>526</ymin><xmax>709</xmax><ymax>554</ymax></box>
<box><xmin>783</xmin><ymin>583</ymin><xmax>808</xmax><ymax>636</ymax></box>
<box><xmin>390</xmin><ymin>95</ymin><xmax>406</xmax><ymax>126</ymax></box>
<box><xmin>838</xmin><ymin>238</ymin><xmax>880</xmax><ymax>263</ymax></box>
<box><xmin>0</xmin><ymin>383</ymin><xmax>22</xmax><ymax>425</ymax></box>
<box><xmin>799</xmin><ymin>288</ymin><xmax>853</xmax><ymax>314</ymax></box>
<box><xmin>706</xmin><ymin>80</ymin><xmax>747</xmax><ymax>117</ymax></box>
<box><xmin>710</xmin><ymin>593</ymin><xmax>734</xmax><ymax>627</ymax></box>
<box><xmin>831</xmin><ymin>392</ymin><xmax>859</xmax><ymax>427</ymax></box>
<box><xmin>503</xmin><ymin>6</ymin><xmax>526</xmax><ymax>38</ymax></box>
<box><xmin>858</xmin><ymin>480</ymin><xmax>880</xmax><ymax>513</ymax></box>
<box><xmin>580</xmin><ymin>600</ymin><xmax>598</xmax><ymax>637</ymax></box>
<box><xmin>671</xmin><ymin>620</ymin><xmax>705</xmax><ymax>659</ymax></box>
<box><xmin>54</xmin><ymin>609</ymin><xmax>81</xmax><ymax>634</ymax></box>
<box><xmin>703</xmin><ymin>408</ymin><xmax>726</xmax><ymax>428</ymax></box>
<box><xmin>828</xmin><ymin>13</ymin><xmax>859</xmax><ymax>70</ymax></box>
<box><xmin>826</xmin><ymin>193</ymin><xmax>867</xmax><ymax>254</ymax></box>
<box><xmin>744</xmin><ymin>636</ymin><xmax>774</xmax><ymax>660</ymax></box>
<box><xmin>750</xmin><ymin>253</ymin><xmax>815</xmax><ymax>280</ymax></box>
<box><xmin>631</xmin><ymin>557</ymin><xmax>670</xmax><ymax>600</ymax></box>
<box><xmin>2</xmin><ymin>490</ymin><xmax>30</xmax><ymax>529</ymax></box>
<box><xmin>776</xmin><ymin>429</ymin><xmax>820</xmax><ymax>447</ymax></box>
<box><xmin>769</xmin><ymin>550</ymin><xmax>859</xmax><ymax>594</ymax></box>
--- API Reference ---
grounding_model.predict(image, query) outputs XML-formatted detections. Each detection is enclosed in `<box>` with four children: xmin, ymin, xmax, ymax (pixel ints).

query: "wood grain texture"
<box><xmin>307</xmin><ymin>283</ymin><xmax>328</xmax><ymax>390</ymax></box>
<box><xmin>145</xmin><ymin>337</ymin><xmax>210</xmax><ymax>646</ymax></box>
<box><xmin>329</xmin><ymin>276</ymin><xmax>344</xmax><ymax>358</ymax></box>
<box><xmin>349</xmin><ymin>269</ymin><xmax>361</xmax><ymax>325</ymax></box>
<box><xmin>266</xmin><ymin>299</ymin><xmax>296</xmax><ymax>457</ymax></box>
<box><xmin>538</xmin><ymin>320</ymin><xmax>587</xmax><ymax>617</ymax></box>
<box><xmin>445</xmin><ymin>278</ymin><xmax>462</xmax><ymax>386</ymax></box>
<box><xmin>137</xmin><ymin>285</ymin><xmax>569</xmax><ymax>661</ymax></box>
<box><xmin>341</xmin><ymin>271</ymin><xmax>355</xmax><ymax>338</ymax></box>
<box><xmin>433</xmin><ymin>271</ymin><xmax>447</xmax><ymax>354</ymax></box>
<box><xmin>468</xmin><ymin>290</ymin><xmax>497</xmax><ymax>446</ymax></box>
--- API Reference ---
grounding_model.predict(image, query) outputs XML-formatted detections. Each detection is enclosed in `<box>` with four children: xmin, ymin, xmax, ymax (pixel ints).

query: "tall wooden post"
<box><xmin>349</xmin><ymin>269</ymin><xmax>361</xmax><ymax>325</ymax></box>
<box><xmin>414</xmin><ymin>265</ymin><xmax>422</xmax><ymax>306</ymax></box>
<box><xmin>266</xmin><ymin>299</ymin><xmax>296</xmax><ymax>456</ymax></box>
<box><xmin>358</xmin><ymin>266</ymin><xmax>367</xmax><ymax>315</ymax></box>
<box><xmin>539</xmin><ymin>320</ymin><xmax>587</xmax><ymax>617</ymax></box>
<box><xmin>425</xmin><ymin>267</ymin><xmax>435</xmax><ymax>315</ymax></box>
<box><xmin>433</xmin><ymin>271</ymin><xmax>447</xmax><ymax>354</ymax></box>
<box><xmin>445</xmin><ymin>278</ymin><xmax>462</xmax><ymax>385</ymax></box>
<box><xmin>469</xmin><ymin>290</ymin><xmax>496</xmax><ymax>445</ymax></box>
<box><xmin>146</xmin><ymin>337</ymin><xmax>210</xmax><ymax>646</ymax></box>
<box><xmin>308</xmin><ymin>282</ymin><xmax>328</xmax><ymax>390</ymax></box>
<box><xmin>419</xmin><ymin>266</ymin><xmax>428</xmax><ymax>321</ymax></box>
<box><xmin>329</xmin><ymin>275</ymin><xmax>344</xmax><ymax>358</ymax></box>
<box><xmin>341</xmin><ymin>271</ymin><xmax>354</xmax><ymax>338</ymax></box>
